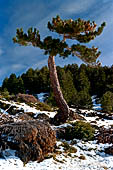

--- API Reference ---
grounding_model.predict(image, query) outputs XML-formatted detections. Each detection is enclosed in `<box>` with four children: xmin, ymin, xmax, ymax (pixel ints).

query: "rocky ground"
<box><xmin>0</xmin><ymin>95</ymin><xmax>113</xmax><ymax>170</ymax></box>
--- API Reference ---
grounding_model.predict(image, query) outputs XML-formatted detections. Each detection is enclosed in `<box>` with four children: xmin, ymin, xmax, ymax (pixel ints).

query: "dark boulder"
<box><xmin>16</xmin><ymin>93</ymin><xmax>38</xmax><ymax>104</ymax></box>
<box><xmin>105</xmin><ymin>146</ymin><xmax>113</xmax><ymax>155</ymax></box>
<box><xmin>34</xmin><ymin>113</ymin><xmax>50</xmax><ymax>122</ymax></box>
<box><xmin>0</xmin><ymin>120</ymin><xmax>56</xmax><ymax>163</ymax></box>
<box><xmin>16</xmin><ymin>113</ymin><xmax>33</xmax><ymax>121</ymax></box>
<box><xmin>97</xmin><ymin>127</ymin><xmax>113</xmax><ymax>144</ymax></box>
<box><xmin>0</xmin><ymin>113</ymin><xmax>14</xmax><ymax>125</ymax></box>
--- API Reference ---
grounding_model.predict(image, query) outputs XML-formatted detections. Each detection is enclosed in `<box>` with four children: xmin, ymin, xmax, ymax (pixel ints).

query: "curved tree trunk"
<box><xmin>48</xmin><ymin>55</ymin><xmax>70</xmax><ymax>123</ymax></box>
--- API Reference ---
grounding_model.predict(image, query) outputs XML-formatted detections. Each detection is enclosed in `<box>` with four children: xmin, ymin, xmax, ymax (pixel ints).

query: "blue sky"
<box><xmin>0</xmin><ymin>0</ymin><xmax>113</xmax><ymax>84</ymax></box>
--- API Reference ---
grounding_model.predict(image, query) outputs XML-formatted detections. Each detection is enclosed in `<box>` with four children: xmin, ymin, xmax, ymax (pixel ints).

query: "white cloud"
<box><xmin>0</xmin><ymin>48</ymin><xmax>3</xmax><ymax>56</ymax></box>
<box><xmin>102</xmin><ymin>52</ymin><xmax>113</xmax><ymax>66</ymax></box>
<box><xmin>0</xmin><ymin>38</ymin><xmax>4</xmax><ymax>56</ymax></box>
<box><xmin>32</xmin><ymin>58</ymin><xmax>48</xmax><ymax>69</ymax></box>
<box><xmin>60</xmin><ymin>0</ymin><xmax>95</xmax><ymax>14</ymax></box>
<box><xmin>11</xmin><ymin>64</ymin><xmax>26</xmax><ymax>71</ymax></box>
<box><xmin>103</xmin><ymin>0</ymin><xmax>112</xmax><ymax>3</ymax></box>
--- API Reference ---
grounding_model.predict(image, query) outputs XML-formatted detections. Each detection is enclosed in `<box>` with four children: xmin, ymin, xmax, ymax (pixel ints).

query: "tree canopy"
<box><xmin>13</xmin><ymin>15</ymin><xmax>106</xmax><ymax>66</ymax></box>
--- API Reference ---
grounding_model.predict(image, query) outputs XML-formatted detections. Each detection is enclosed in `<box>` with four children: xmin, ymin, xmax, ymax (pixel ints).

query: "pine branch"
<box><xmin>13</xmin><ymin>15</ymin><xmax>106</xmax><ymax>66</ymax></box>
<box><xmin>48</xmin><ymin>16</ymin><xmax>106</xmax><ymax>43</ymax></box>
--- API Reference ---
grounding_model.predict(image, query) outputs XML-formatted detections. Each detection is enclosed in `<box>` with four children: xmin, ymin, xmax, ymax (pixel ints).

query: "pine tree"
<box><xmin>77</xmin><ymin>90</ymin><xmax>93</xmax><ymax>109</ymax></box>
<box><xmin>6</xmin><ymin>73</ymin><xmax>18</xmax><ymax>94</ymax></box>
<box><xmin>58</xmin><ymin>69</ymin><xmax>78</xmax><ymax>106</ymax></box>
<box><xmin>13</xmin><ymin>15</ymin><xmax>105</xmax><ymax>124</ymax></box>
<box><xmin>21</xmin><ymin>68</ymin><xmax>35</xmax><ymax>93</ymax></box>
<box><xmin>101</xmin><ymin>91</ymin><xmax>113</xmax><ymax>113</ymax></box>
<box><xmin>17</xmin><ymin>77</ymin><xmax>25</xmax><ymax>94</ymax></box>
<box><xmin>2</xmin><ymin>77</ymin><xmax>9</xmax><ymax>91</ymax></box>
<box><xmin>77</xmin><ymin>65</ymin><xmax>90</xmax><ymax>92</ymax></box>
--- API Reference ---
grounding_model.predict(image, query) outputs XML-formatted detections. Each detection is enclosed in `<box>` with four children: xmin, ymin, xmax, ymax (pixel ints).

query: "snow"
<box><xmin>0</xmin><ymin>141</ymin><xmax>113</xmax><ymax>170</ymax></box>
<box><xmin>92</xmin><ymin>96</ymin><xmax>102</xmax><ymax>111</ymax></box>
<box><xmin>85</xmin><ymin>116</ymin><xmax>113</xmax><ymax>128</ymax></box>
<box><xmin>0</xmin><ymin>108</ymin><xmax>8</xmax><ymax>114</ymax></box>
<box><xmin>0</xmin><ymin>99</ymin><xmax>56</xmax><ymax>118</ymax></box>
<box><xmin>0</xmin><ymin>96</ymin><xmax>113</xmax><ymax>170</ymax></box>
<box><xmin>37</xmin><ymin>93</ymin><xmax>49</xmax><ymax>102</ymax></box>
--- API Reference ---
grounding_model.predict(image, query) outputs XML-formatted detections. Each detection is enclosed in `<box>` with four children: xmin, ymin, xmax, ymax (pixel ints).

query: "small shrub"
<box><xmin>52</xmin><ymin>154</ymin><xmax>64</xmax><ymax>163</ymax></box>
<box><xmin>61</xmin><ymin>141</ymin><xmax>77</xmax><ymax>153</ymax></box>
<box><xmin>79</xmin><ymin>155</ymin><xmax>86</xmax><ymax>160</ymax></box>
<box><xmin>59</xmin><ymin>121</ymin><xmax>95</xmax><ymax>141</ymax></box>
<box><xmin>1</xmin><ymin>88</ymin><xmax>10</xmax><ymax>100</ymax></box>
<box><xmin>0</xmin><ymin>102</ymin><xmax>10</xmax><ymax>110</ymax></box>
<box><xmin>36</xmin><ymin>102</ymin><xmax>52</xmax><ymax>111</ymax></box>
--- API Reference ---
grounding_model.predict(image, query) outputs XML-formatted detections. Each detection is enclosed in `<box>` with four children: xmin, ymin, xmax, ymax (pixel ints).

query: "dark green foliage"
<box><xmin>2</xmin><ymin>64</ymin><xmax>113</xmax><ymax>110</ymax></box>
<box><xmin>2</xmin><ymin>67</ymin><xmax>50</xmax><ymax>95</ymax></box>
<box><xmin>21</xmin><ymin>68</ymin><xmax>35</xmax><ymax>93</ymax></box>
<box><xmin>48</xmin><ymin>15</ymin><xmax>105</xmax><ymax>43</ymax></box>
<box><xmin>46</xmin><ymin>90</ymin><xmax>57</xmax><ymax>107</ymax></box>
<box><xmin>60</xmin><ymin>141</ymin><xmax>77</xmax><ymax>153</ymax></box>
<box><xmin>76</xmin><ymin>65</ymin><xmax>90</xmax><ymax>92</ymax></box>
<box><xmin>1</xmin><ymin>88</ymin><xmax>10</xmax><ymax>100</ymax></box>
<box><xmin>71</xmin><ymin>44</ymin><xmax>101</xmax><ymax>64</ymax></box>
<box><xmin>16</xmin><ymin>77</ymin><xmax>25</xmax><ymax>94</ymax></box>
<box><xmin>77</xmin><ymin>90</ymin><xmax>93</xmax><ymax>109</ymax></box>
<box><xmin>13</xmin><ymin>16</ymin><xmax>105</xmax><ymax>66</ymax></box>
<box><xmin>2</xmin><ymin>77</ymin><xmax>9</xmax><ymax>90</ymax></box>
<box><xmin>101</xmin><ymin>91</ymin><xmax>113</xmax><ymax>113</ymax></box>
<box><xmin>2</xmin><ymin>74</ymin><xmax>25</xmax><ymax>95</ymax></box>
<box><xmin>38</xmin><ymin>66</ymin><xmax>50</xmax><ymax>92</ymax></box>
<box><xmin>47</xmin><ymin>67</ymin><xmax>78</xmax><ymax>107</ymax></box>
<box><xmin>58</xmin><ymin>121</ymin><xmax>95</xmax><ymax>141</ymax></box>
<box><xmin>21</xmin><ymin>67</ymin><xmax>50</xmax><ymax>94</ymax></box>
<box><xmin>88</xmin><ymin>67</ymin><xmax>106</xmax><ymax>97</ymax></box>
<box><xmin>35</xmin><ymin>102</ymin><xmax>52</xmax><ymax>112</ymax></box>
<box><xmin>58</xmin><ymin>68</ymin><xmax>78</xmax><ymax>105</ymax></box>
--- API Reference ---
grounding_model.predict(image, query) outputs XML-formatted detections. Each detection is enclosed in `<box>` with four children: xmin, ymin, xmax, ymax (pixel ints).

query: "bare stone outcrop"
<box><xmin>105</xmin><ymin>146</ymin><xmax>113</xmax><ymax>155</ymax></box>
<box><xmin>97</xmin><ymin>127</ymin><xmax>113</xmax><ymax>144</ymax></box>
<box><xmin>16</xmin><ymin>93</ymin><xmax>38</xmax><ymax>104</ymax></box>
<box><xmin>0</xmin><ymin>113</ymin><xmax>14</xmax><ymax>125</ymax></box>
<box><xmin>0</xmin><ymin>120</ymin><xmax>56</xmax><ymax>163</ymax></box>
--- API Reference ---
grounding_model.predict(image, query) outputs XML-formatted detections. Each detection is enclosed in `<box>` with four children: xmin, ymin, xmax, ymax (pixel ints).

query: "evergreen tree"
<box><xmin>77</xmin><ymin>65</ymin><xmax>90</xmax><ymax>92</ymax></box>
<box><xmin>7</xmin><ymin>73</ymin><xmax>18</xmax><ymax>94</ymax></box>
<box><xmin>77</xmin><ymin>90</ymin><xmax>93</xmax><ymax>109</ymax></box>
<box><xmin>2</xmin><ymin>77</ymin><xmax>9</xmax><ymax>91</ymax></box>
<box><xmin>13</xmin><ymin>15</ymin><xmax>105</xmax><ymax>124</ymax></box>
<box><xmin>65</xmin><ymin>64</ymin><xmax>79</xmax><ymax>90</ymax></box>
<box><xmin>1</xmin><ymin>88</ymin><xmax>10</xmax><ymax>99</ymax></box>
<box><xmin>17</xmin><ymin>77</ymin><xmax>25</xmax><ymax>94</ymax></box>
<box><xmin>101</xmin><ymin>91</ymin><xmax>113</xmax><ymax>113</ymax></box>
<box><xmin>21</xmin><ymin>68</ymin><xmax>35</xmax><ymax>93</ymax></box>
<box><xmin>59</xmin><ymin>69</ymin><xmax>78</xmax><ymax>106</ymax></box>
<box><xmin>38</xmin><ymin>66</ymin><xmax>50</xmax><ymax>92</ymax></box>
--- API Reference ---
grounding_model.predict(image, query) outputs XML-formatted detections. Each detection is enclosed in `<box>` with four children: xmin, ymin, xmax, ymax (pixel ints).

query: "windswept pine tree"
<box><xmin>13</xmin><ymin>15</ymin><xmax>105</xmax><ymax>124</ymax></box>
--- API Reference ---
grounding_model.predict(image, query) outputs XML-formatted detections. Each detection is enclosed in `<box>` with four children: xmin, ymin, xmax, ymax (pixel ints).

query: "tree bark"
<box><xmin>48</xmin><ymin>55</ymin><xmax>70</xmax><ymax>123</ymax></box>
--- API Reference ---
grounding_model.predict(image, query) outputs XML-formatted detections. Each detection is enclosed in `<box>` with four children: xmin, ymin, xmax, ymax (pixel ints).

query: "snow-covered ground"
<box><xmin>37</xmin><ymin>93</ymin><xmax>49</xmax><ymax>103</ymax></box>
<box><xmin>0</xmin><ymin>99</ymin><xmax>56</xmax><ymax>118</ymax></box>
<box><xmin>0</xmin><ymin>96</ymin><xmax>113</xmax><ymax>170</ymax></box>
<box><xmin>92</xmin><ymin>96</ymin><xmax>102</xmax><ymax>111</ymax></box>
<box><xmin>0</xmin><ymin>140</ymin><xmax>113</xmax><ymax>170</ymax></box>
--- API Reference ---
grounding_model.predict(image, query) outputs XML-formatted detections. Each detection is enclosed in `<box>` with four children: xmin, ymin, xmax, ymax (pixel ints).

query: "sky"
<box><xmin>0</xmin><ymin>0</ymin><xmax>113</xmax><ymax>85</ymax></box>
